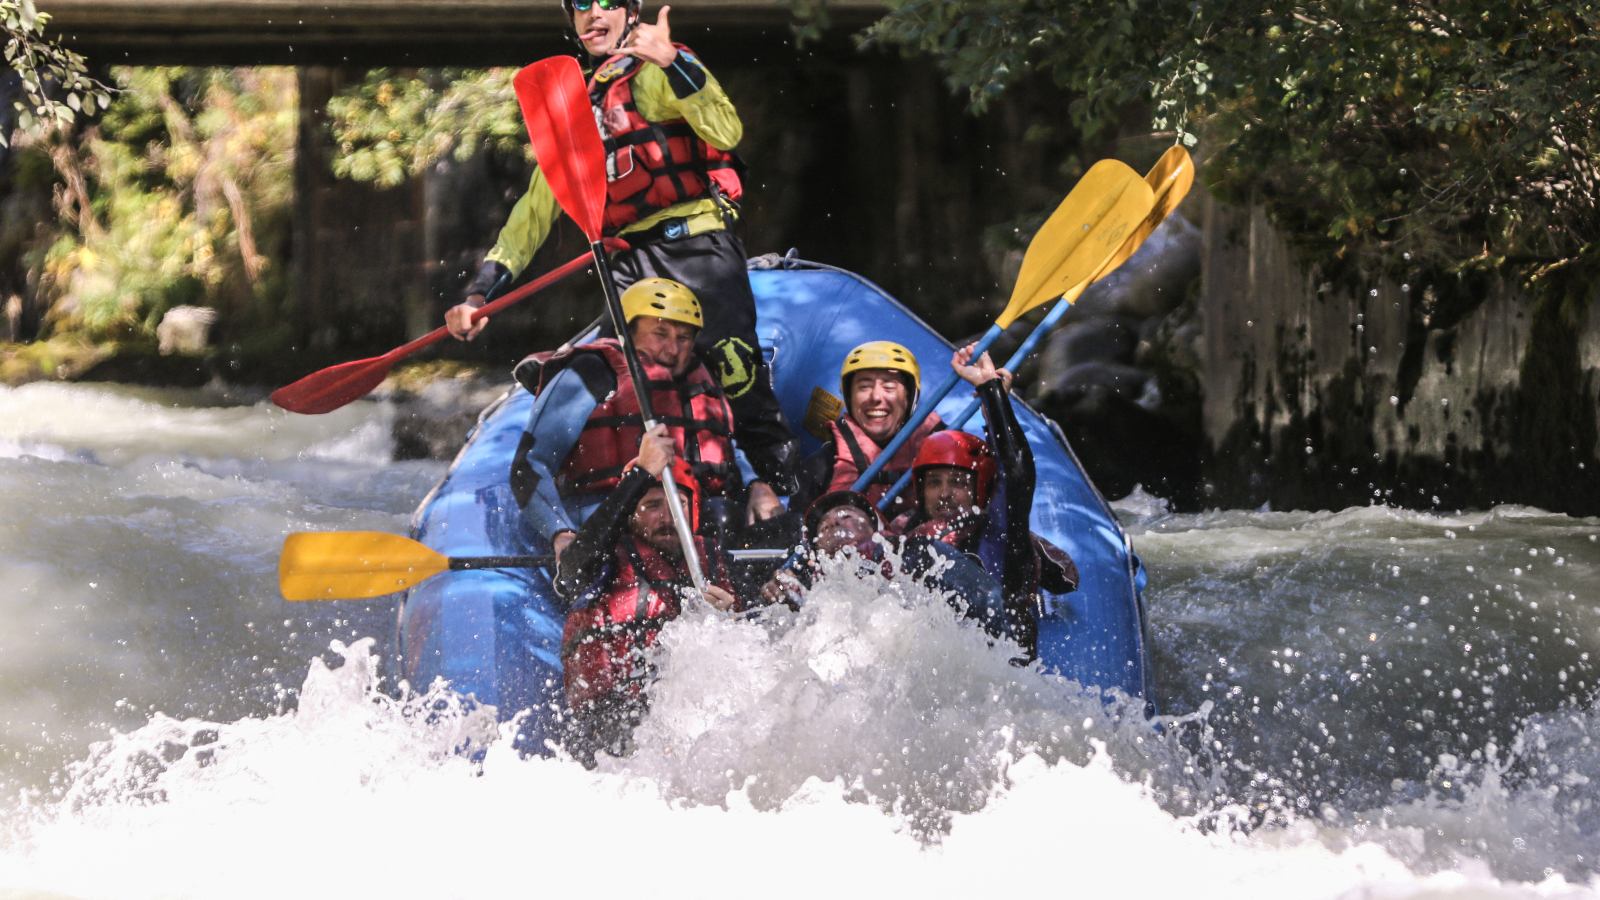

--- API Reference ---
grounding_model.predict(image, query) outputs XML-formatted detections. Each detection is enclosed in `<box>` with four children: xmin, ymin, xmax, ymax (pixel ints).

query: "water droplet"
<box><xmin>1401</xmin><ymin>283</ymin><xmax>1410</xmax><ymax>292</ymax></box>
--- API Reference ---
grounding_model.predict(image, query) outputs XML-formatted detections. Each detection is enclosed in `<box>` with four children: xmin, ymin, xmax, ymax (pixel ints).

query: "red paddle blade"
<box><xmin>271</xmin><ymin>356</ymin><xmax>393</xmax><ymax>415</ymax></box>
<box><xmin>514</xmin><ymin>57</ymin><xmax>607</xmax><ymax>243</ymax></box>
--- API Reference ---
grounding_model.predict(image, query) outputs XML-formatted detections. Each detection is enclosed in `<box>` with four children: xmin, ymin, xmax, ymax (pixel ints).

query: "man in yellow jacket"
<box><xmin>446</xmin><ymin>0</ymin><xmax>799</xmax><ymax>493</ymax></box>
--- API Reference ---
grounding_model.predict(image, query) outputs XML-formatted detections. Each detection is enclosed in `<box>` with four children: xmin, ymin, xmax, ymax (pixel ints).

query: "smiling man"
<box><xmin>788</xmin><ymin>341</ymin><xmax>944</xmax><ymax>521</ymax></box>
<box><xmin>447</xmin><ymin>0</ymin><xmax>800</xmax><ymax>494</ymax></box>
<box><xmin>511</xmin><ymin>279</ymin><xmax>782</xmax><ymax>561</ymax></box>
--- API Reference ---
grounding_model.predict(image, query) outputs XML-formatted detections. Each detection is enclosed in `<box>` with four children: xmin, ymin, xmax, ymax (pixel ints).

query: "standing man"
<box><xmin>446</xmin><ymin>0</ymin><xmax>800</xmax><ymax>492</ymax></box>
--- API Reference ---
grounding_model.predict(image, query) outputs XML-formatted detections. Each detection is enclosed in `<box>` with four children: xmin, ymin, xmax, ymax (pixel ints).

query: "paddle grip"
<box><xmin>855</xmin><ymin>323</ymin><xmax>1004</xmax><ymax>500</ymax></box>
<box><xmin>874</xmin><ymin>297</ymin><xmax>1075</xmax><ymax>508</ymax></box>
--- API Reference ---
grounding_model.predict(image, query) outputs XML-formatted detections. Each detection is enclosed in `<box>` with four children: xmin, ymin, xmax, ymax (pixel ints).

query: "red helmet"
<box><xmin>912</xmin><ymin>431</ymin><xmax>997</xmax><ymax>507</ymax></box>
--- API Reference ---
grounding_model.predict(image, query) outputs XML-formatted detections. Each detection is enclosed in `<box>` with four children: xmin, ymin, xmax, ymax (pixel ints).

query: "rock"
<box><xmin>386</xmin><ymin>372</ymin><xmax>513</xmax><ymax>461</ymax></box>
<box><xmin>1038</xmin><ymin>361</ymin><xmax>1151</xmax><ymax>405</ymax></box>
<box><xmin>156</xmin><ymin>306</ymin><xmax>218</xmax><ymax>356</ymax></box>
<box><xmin>1038</xmin><ymin>316</ymin><xmax>1142</xmax><ymax>374</ymax></box>
<box><xmin>1034</xmin><ymin>387</ymin><xmax>1202</xmax><ymax>503</ymax></box>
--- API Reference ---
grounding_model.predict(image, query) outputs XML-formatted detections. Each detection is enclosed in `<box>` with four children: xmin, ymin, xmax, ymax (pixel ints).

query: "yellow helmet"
<box><xmin>840</xmin><ymin>340</ymin><xmax>920</xmax><ymax>404</ymax></box>
<box><xmin>620</xmin><ymin>278</ymin><xmax>702</xmax><ymax>330</ymax></box>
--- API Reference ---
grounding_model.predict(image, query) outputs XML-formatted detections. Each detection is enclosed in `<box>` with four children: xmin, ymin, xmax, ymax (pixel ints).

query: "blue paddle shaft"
<box><xmin>874</xmin><ymin>297</ymin><xmax>1075</xmax><ymax>509</ymax></box>
<box><xmin>850</xmin><ymin>323</ymin><xmax>1004</xmax><ymax>494</ymax></box>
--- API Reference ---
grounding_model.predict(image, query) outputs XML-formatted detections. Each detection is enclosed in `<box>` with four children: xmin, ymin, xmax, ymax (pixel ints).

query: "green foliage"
<box><xmin>3</xmin><ymin>0</ymin><xmax>110</xmax><ymax>144</ymax></box>
<box><xmin>327</xmin><ymin>68</ymin><xmax>530</xmax><ymax>188</ymax></box>
<box><xmin>25</xmin><ymin>67</ymin><xmax>297</xmax><ymax>339</ymax></box>
<box><xmin>866</xmin><ymin>0</ymin><xmax>1600</xmax><ymax>277</ymax></box>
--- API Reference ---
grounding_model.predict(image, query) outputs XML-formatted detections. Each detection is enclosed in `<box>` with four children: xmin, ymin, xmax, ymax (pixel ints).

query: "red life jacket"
<box><xmin>588</xmin><ymin>48</ymin><xmax>743</xmax><ymax>235</ymax></box>
<box><xmin>825</xmin><ymin>414</ymin><xmax>942</xmax><ymax>520</ymax></box>
<box><xmin>891</xmin><ymin>510</ymin><xmax>987</xmax><ymax>550</ymax></box>
<box><xmin>522</xmin><ymin>338</ymin><xmax>738</xmax><ymax>499</ymax></box>
<box><xmin>561</xmin><ymin>534</ymin><xmax>736</xmax><ymax>710</ymax></box>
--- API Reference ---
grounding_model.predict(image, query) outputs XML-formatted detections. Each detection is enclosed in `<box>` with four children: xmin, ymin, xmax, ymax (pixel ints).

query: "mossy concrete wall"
<box><xmin>1199</xmin><ymin>198</ymin><xmax>1600</xmax><ymax>514</ymax></box>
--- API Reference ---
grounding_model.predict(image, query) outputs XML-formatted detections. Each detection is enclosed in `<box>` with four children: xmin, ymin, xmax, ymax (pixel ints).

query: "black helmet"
<box><xmin>803</xmin><ymin>491</ymin><xmax>886</xmax><ymax>545</ymax></box>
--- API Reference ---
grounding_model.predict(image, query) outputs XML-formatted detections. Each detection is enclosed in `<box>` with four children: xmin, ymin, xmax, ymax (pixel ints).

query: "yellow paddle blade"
<box><xmin>1003</xmin><ymin>159</ymin><xmax>1155</xmax><ymax>327</ymax></box>
<box><xmin>278</xmin><ymin>531</ymin><xmax>449</xmax><ymax>601</ymax></box>
<box><xmin>1144</xmin><ymin>144</ymin><xmax>1195</xmax><ymax>227</ymax></box>
<box><xmin>1077</xmin><ymin>145</ymin><xmax>1197</xmax><ymax>291</ymax></box>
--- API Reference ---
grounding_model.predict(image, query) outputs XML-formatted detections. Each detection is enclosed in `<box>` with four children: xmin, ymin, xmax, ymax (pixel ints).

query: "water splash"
<box><xmin>2</xmin><ymin>630</ymin><xmax>1591</xmax><ymax>898</ymax></box>
<box><xmin>610</xmin><ymin>551</ymin><xmax>1216</xmax><ymax>839</ymax></box>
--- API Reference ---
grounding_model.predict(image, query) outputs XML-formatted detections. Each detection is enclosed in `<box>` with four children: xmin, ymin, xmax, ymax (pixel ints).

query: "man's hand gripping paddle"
<box><xmin>277</xmin><ymin>531</ymin><xmax>784</xmax><ymax>601</ymax></box>
<box><xmin>850</xmin><ymin>158</ymin><xmax>1157</xmax><ymax>497</ymax></box>
<box><xmin>270</xmin><ymin>245</ymin><xmax>625</xmax><ymax>416</ymax></box>
<box><xmin>513</xmin><ymin>56</ymin><xmax>707</xmax><ymax>594</ymax></box>
<box><xmin>873</xmin><ymin>146</ymin><xmax>1195</xmax><ymax>508</ymax></box>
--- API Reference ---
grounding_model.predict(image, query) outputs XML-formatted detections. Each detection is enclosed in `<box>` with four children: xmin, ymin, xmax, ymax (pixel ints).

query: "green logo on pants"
<box><xmin>711</xmin><ymin>337</ymin><xmax>758</xmax><ymax>398</ymax></box>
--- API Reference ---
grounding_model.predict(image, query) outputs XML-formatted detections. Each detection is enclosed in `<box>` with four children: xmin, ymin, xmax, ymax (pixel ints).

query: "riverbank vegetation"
<box><xmin>2</xmin><ymin>67</ymin><xmax>296</xmax><ymax>380</ymax></box>
<box><xmin>2</xmin><ymin>0</ymin><xmax>1593</xmax><ymax>395</ymax></box>
<box><xmin>862</xmin><ymin>0</ymin><xmax>1597</xmax><ymax>285</ymax></box>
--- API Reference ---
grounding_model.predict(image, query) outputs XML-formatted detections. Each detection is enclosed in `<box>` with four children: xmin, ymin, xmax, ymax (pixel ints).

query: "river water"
<box><xmin>1</xmin><ymin>381</ymin><xmax>1598</xmax><ymax>898</ymax></box>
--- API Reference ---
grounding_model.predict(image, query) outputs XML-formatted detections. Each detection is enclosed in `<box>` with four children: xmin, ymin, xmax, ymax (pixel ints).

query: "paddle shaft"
<box><xmin>852</xmin><ymin>323</ymin><xmax>1005</xmax><ymax>499</ymax></box>
<box><xmin>448</xmin><ymin>548</ymin><xmax>786</xmax><ymax>570</ymax></box>
<box><xmin>585</xmin><ymin>240</ymin><xmax>710</xmax><ymax>593</ymax></box>
<box><xmin>875</xmin><ymin>296</ymin><xmax>1076</xmax><ymax>508</ymax></box>
<box><xmin>384</xmin><ymin>250</ymin><xmax>603</xmax><ymax>367</ymax></box>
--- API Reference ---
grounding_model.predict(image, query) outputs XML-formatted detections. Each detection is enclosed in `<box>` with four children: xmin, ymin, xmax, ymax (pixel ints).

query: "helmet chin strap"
<box><xmin>613</xmin><ymin>11</ymin><xmax>640</xmax><ymax>54</ymax></box>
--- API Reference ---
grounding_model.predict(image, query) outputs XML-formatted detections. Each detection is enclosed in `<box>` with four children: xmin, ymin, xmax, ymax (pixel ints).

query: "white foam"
<box><xmin>0</xmin><ymin>382</ymin><xmax>392</xmax><ymax>464</ymax></box>
<box><xmin>3</xmin><ymin>590</ymin><xmax>1596</xmax><ymax>898</ymax></box>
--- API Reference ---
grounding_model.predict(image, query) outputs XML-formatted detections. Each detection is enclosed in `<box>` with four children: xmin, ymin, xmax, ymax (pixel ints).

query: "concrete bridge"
<box><xmin>42</xmin><ymin>0</ymin><xmax>888</xmax><ymax>65</ymax></box>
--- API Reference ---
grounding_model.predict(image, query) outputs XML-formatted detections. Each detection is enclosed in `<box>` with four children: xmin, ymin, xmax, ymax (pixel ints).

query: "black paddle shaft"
<box><xmin>449</xmin><ymin>556</ymin><xmax>553</xmax><ymax>570</ymax></box>
<box><xmin>587</xmin><ymin>241</ymin><xmax>660</xmax><ymax>425</ymax></box>
<box><xmin>446</xmin><ymin>549</ymin><xmax>786</xmax><ymax>571</ymax></box>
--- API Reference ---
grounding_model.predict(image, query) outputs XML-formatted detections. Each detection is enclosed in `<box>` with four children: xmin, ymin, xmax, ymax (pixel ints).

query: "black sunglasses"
<box><xmin>570</xmin><ymin>0</ymin><xmax>629</xmax><ymax>11</ymax></box>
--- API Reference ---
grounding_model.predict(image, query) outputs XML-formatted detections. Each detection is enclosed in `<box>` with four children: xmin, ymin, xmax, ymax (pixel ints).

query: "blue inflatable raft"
<box><xmin>397</xmin><ymin>260</ymin><xmax>1153</xmax><ymax>748</ymax></box>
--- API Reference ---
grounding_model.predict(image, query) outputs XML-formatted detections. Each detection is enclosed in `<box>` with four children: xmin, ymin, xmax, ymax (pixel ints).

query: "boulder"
<box><xmin>1038</xmin><ymin>388</ymin><xmax>1201</xmax><ymax>504</ymax></box>
<box><xmin>1037</xmin><ymin>361</ymin><xmax>1151</xmax><ymax>406</ymax></box>
<box><xmin>1038</xmin><ymin>316</ymin><xmax>1142</xmax><ymax>375</ymax></box>
<box><xmin>387</xmin><ymin>374</ymin><xmax>513</xmax><ymax>461</ymax></box>
<box><xmin>156</xmin><ymin>306</ymin><xmax>218</xmax><ymax>356</ymax></box>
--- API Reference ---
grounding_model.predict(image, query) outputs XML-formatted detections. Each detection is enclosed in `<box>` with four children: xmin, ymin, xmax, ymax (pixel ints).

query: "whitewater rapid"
<box><xmin>1</xmin><ymin>382</ymin><xmax>1598</xmax><ymax>898</ymax></box>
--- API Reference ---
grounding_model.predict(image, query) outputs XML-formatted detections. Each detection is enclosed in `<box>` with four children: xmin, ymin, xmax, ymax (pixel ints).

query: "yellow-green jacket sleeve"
<box><xmin>483</xmin><ymin>165</ymin><xmax>563</xmax><ymax>277</ymax></box>
<box><xmin>631</xmin><ymin>62</ymin><xmax>743</xmax><ymax>151</ymax></box>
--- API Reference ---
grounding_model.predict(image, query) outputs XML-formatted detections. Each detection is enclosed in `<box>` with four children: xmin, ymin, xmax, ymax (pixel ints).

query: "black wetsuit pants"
<box><xmin>606</xmin><ymin>229</ymin><xmax>800</xmax><ymax>491</ymax></box>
